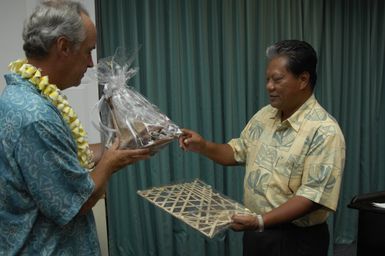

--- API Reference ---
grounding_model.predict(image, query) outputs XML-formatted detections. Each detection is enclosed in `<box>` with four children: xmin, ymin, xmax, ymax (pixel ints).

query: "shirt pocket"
<box><xmin>270</xmin><ymin>154</ymin><xmax>304</xmax><ymax>195</ymax></box>
<box><xmin>287</xmin><ymin>155</ymin><xmax>305</xmax><ymax>194</ymax></box>
<box><xmin>288</xmin><ymin>176</ymin><xmax>302</xmax><ymax>194</ymax></box>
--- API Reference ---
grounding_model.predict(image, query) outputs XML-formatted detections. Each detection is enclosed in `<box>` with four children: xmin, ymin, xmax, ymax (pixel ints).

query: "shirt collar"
<box><xmin>269</xmin><ymin>94</ymin><xmax>317</xmax><ymax>132</ymax></box>
<box><xmin>4</xmin><ymin>73</ymin><xmax>40</xmax><ymax>94</ymax></box>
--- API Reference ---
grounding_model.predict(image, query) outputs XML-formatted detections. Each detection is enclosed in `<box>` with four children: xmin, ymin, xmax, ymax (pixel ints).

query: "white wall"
<box><xmin>0</xmin><ymin>1</ymin><xmax>108</xmax><ymax>255</ymax></box>
<box><xmin>0</xmin><ymin>1</ymin><xmax>28</xmax><ymax>92</ymax></box>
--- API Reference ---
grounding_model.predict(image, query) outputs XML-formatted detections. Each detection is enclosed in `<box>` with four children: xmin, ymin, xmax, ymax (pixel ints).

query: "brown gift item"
<box><xmin>107</xmin><ymin>98</ymin><xmax>175</xmax><ymax>150</ymax></box>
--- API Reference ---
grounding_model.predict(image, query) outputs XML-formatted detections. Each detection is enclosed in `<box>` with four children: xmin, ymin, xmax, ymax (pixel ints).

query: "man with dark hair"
<box><xmin>179</xmin><ymin>39</ymin><xmax>345</xmax><ymax>255</ymax></box>
<box><xmin>0</xmin><ymin>1</ymin><xmax>151</xmax><ymax>254</ymax></box>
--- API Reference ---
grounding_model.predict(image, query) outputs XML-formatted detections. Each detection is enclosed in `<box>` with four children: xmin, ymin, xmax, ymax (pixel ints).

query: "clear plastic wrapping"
<box><xmin>138</xmin><ymin>179</ymin><xmax>256</xmax><ymax>239</ymax></box>
<box><xmin>96</xmin><ymin>48</ymin><xmax>182</xmax><ymax>150</ymax></box>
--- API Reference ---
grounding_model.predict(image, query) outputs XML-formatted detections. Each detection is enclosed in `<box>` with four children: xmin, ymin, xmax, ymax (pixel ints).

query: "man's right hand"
<box><xmin>178</xmin><ymin>128</ymin><xmax>238</xmax><ymax>166</ymax></box>
<box><xmin>178</xmin><ymin>128</ymin><xmax>207</xmax><ymax>153</ymax></box>
<box><xmin>100</xmin><ymin>137</ymin><xmax>151</xmax><ymax>174</ymax></box>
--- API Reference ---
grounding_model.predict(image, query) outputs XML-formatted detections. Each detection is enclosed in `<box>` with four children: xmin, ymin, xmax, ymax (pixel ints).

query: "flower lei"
<box><xmin>9</xmin><ymin>59</ymin><xmax>94</xmax><ymax>169</ymax></box>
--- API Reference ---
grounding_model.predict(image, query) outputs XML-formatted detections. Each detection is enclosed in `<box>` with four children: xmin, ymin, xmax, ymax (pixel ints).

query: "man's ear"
<box><xmin>299</xmin><ymin>72</ymin><xmax>310</xmax><ymax>90</ymax></box>
<box><xmin>56</xmin><ymin>36</ymin><xmax>72</xmax><ymax>56</ymax></box>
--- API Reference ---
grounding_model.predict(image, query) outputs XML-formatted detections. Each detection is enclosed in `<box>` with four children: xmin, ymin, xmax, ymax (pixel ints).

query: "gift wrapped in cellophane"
<box><xmin>96</xmin><ymin>48</ymin><xmax>182</xmax><ymax>151</ymax></box>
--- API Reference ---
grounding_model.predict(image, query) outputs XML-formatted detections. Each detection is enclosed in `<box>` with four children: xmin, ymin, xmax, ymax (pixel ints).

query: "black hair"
<box><xmin>266</xmin><ymin>40</ymin><xmax>318</xmax><ymax>90</ymax></box>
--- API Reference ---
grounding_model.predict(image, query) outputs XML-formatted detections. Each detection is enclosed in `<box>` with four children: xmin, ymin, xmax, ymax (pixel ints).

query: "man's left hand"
<box><xmin>230</xmin><ymin>214</ymin><xmax>259</xmax><ymax>231</ymax></box>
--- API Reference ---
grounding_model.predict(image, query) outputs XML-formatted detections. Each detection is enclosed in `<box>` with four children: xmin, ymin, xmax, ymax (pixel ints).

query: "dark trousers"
<box><xmin>243</xmin><ymin>222</ymin><xmax>329</xmax><ymax>256</ymax></box>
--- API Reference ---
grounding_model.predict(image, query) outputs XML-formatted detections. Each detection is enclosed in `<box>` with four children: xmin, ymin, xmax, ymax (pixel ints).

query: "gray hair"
<box><xmin>23</xmin><ymin>0</ymin><xmax>89</xmax><ymax>59</ymax></box>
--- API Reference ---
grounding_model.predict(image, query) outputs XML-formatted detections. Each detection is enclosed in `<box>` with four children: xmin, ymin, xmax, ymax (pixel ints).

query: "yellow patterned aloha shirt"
<box><xmin>228</xmin><ymin>94</ymin><xmax>345</xmax><ymax>227</ymax></box>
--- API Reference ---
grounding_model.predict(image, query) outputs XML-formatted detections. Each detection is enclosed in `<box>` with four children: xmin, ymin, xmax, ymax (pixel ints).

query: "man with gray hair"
<box><xmin>179</xmin><ymin>40</ymin><xmax>345</xmax><ymax>255</ymax></box>
<box><xmin>0</xmin><ymin>1</ymin><xmax>151</xmax><ymax>254</ymax></box>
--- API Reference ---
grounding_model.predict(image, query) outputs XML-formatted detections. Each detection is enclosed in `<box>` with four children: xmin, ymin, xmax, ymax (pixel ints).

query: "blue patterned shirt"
<box><xmin>0</xmin><ymin>74</ymin><xmax>100</xmax><ymax>255</ymax></box>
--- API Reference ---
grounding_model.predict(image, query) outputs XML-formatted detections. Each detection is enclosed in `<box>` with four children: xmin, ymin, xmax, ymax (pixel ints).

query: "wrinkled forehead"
<box><xmin>267</xmin><ymin>56</ymin><xmax>290</xmax><ymax>73</ymax></box>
